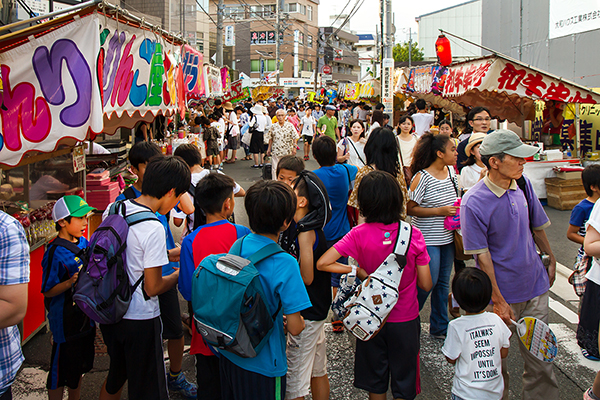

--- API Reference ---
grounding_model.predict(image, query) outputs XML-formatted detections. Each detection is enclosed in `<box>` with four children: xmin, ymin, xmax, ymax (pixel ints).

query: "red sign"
<box><xmin>322</xmin><ymin>65</ymin><xmax>332</xmax><ymax>74</ymax></box>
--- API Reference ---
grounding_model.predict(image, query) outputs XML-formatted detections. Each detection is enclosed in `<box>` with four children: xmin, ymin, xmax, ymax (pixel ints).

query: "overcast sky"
<box><xmin>318</xmin><ymin>0</ymin><xmax>468</xmax><ymax>43</ymax></box>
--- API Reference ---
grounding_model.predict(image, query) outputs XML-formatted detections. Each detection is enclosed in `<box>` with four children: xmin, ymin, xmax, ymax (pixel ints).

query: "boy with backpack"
<box><xmin>179</xmin><ymin>173</ymin><xmax>251</xmax><ymax>399</ymax></box>
<box><xmin>216</xmin><ymin>180</ymin><xmax>311</xmax><ymax>400</ymax></box>
<box><xmin>285</xmin><ymin>171</ymin><xmax>332</xmax><ymax>400</ymax></box>
<box><xmin>442</xmin><ymin>268</ymin><xmax>512</xmax><ymax>400</ymax></box>
<box><xmin>42</xmin><ymin>196</ymin><xmax>96</xmax><ymax>400</ymax></box>
<box><xmin>118</xmin><ymin>142</ymin><xmax>197</xmax><ymax>398</ymax></box>
<box><xmin>99</xmin><ymin>156</ymin><xmax>190</xmax><ymax>400</ymax></box>
<box><xmin>172</xmin><ymin>144</ymin><xmax>245</xmax><ymax>239</ymax></box>
<box><xmin>317</xmin><ymin>171</ymin><xmax>432</xmax><ymax>400</ymax></box>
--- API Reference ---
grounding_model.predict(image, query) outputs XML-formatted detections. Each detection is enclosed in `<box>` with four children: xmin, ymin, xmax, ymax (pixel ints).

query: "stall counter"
<box><xmin>523</xmin><ymin>159</ymin><xmax>580</xmax><ymax>198</ymax></box>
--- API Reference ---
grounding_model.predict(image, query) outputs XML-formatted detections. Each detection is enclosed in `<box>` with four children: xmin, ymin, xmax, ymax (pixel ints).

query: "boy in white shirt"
<box><xmin>442</xmin><ymin>268</ymin><xmax>511</xmax><ymax>400</ymax></box>
<box><xmin>99</xmin><ymin>156</ymin><xmax>191</xmax><ymax>400</ymax></box>
<box><xmin>299</xmin><ymin>106</ymin><xmax>317</xmax><ymax>161</ymax></box>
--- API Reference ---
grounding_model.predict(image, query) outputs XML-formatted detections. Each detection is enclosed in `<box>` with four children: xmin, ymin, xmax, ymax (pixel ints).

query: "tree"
<box><xmin>393</xmin><ymin>41</ymin><xmax>424</xmax><ymax>63</ymax></box>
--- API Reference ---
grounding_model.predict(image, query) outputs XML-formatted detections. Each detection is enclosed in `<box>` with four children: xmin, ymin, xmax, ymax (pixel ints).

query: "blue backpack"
<box><xmin>191</xmin><ymin>236</ymin><xmax>283</xmax><ymax>358</ymax></box>
<box><xmin>73</xmin><ymin>201</ymin><xmax>158</xmax><ymax>324</ymax></box>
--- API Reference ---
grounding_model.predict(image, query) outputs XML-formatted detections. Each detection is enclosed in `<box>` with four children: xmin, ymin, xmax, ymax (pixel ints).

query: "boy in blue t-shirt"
<box><xmin>567</xmin><ymin>165</ymin><xmax>600</xmax><ymax>275</ymax></box>
<box><xmin>117</xmin><ymin>142</ymin><xmax>197</xmax><ymax>398</ymax></box>
<box><xmin>42</xmin><ymin>196</ymin><xmax>96</xmax><ymax>400</ymax></box>
<box><xmin>179</xmin><ymin>173</ymin><xmax>251</xmax><ymax>399</ymax></box>
<box><xmin>219</xmin><ymin>180</ymin><xmax>312</xmax><ymax>400</ymax></box>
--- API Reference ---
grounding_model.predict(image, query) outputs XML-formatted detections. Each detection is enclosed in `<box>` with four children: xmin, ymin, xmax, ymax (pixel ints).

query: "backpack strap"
<box><xmin>392</xmin><ymin>221</ymin><xmax>413</xmax><ymax>266</ymax></box>
<box><xmin>516</xmin><ymin>176</ymin><xmax>534</xmax><ymax>235</ymax></box>
<box><xmin>122</xmin><ymin>186</ymin><xmax>137</xmax><ymax>200</ymax></box>
<box><xmin>50</xmin><ymin>237</ymin><xmax>85</xmax><ymax>258</ymax></box>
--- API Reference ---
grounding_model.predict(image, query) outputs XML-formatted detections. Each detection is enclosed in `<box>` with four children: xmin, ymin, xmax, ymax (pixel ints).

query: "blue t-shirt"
<box><xmin>117</xmin><ymin>187</ymin><xmax>178</xmax><ymax>276</ymax></box>
<box><xmin>179</xmin><ymin>220</ymin><xmax>251</xmax><ymax>302</ymax></box>
<box><xmin>313</xmin><ymin>164</ymin><xmax>357</xmax><ymax>241</ymax></box>
<box><xmin>220</xmin><ymin>234</ymin><xmax>311</xmax><ymax>377</ymax></box>
<box><xmin>570</xmin><ymin>198</ymin><xmax>595</xmax><ymax>258</ymax></box>
<box><xmin>41</xmin><ymin>237</ymin><xmax>91</xmax><ymax>343</ymax></box>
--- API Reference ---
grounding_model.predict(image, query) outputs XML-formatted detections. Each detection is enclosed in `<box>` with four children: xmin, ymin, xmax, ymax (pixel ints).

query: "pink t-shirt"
<box><xmin>334</xmin><ymin>222</ymin><xmax>430</xmax><ymax>323</ymax></box>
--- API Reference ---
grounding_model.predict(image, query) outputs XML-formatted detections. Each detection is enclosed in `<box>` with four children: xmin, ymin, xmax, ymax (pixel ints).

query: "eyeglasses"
<box><xmin>473</xmin><ymin>117</ymin><xmax>492</xmax><ymax>122</ymax></box>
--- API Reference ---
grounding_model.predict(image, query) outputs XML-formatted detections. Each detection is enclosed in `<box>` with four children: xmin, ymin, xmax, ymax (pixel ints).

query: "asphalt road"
<box><xmin>11</xmin><ymin>151</ymin><xmax>597</xmax><ymax>399</ymax></box>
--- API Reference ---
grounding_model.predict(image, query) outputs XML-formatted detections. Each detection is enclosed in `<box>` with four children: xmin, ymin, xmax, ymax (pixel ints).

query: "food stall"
<box><xmin>0</xmin><ymin>1</ymin><xmax>187</xmax><ymax>342</ymax></box>
<box><xmin>399</xmin><ymin>54</ymin><xmax>600</xmax><ymax>202</ymax></box>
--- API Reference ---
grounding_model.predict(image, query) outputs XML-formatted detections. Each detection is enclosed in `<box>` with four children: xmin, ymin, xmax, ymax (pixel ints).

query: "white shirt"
<box><xmin>337</xmin><ymin>137</ymin><xmax>366</xmax><ymax>167</ymax></box>
<box><xmin>251</xmin><ymin>114</ymin><xmax>267</xmax><ymax>132</ymax></box>
<box><xmin>442</xmin><ymin>312</ymin><xmax>512</xmax><ymax>400</ymax></box>
<box><xmin>301</xmin><ymin>115</ymin><xmax>316</xmax><ymax>136</ymax></box>
<box><xmin>397</xmin><ymin>134</ymin><xmax>418</xmax><ymax>167</ymax></box>
<box><xmin>460</xmin><ymin>164</ymin><xmax>484</xmax><ymax>191</ymax></box>
<box><xmin>367</xmin><ymin>121</ymin><xmax>380</xmax><ymax>137</ymax></box>
<box><xmin>102</xmin><ymin>200</ymin><xmax>168</xmax><ymax>320</ymax></box>
<box><xmin>411</xmin><ymin>112</ymin><xmax>435</xmax><ymax>137</ymax></box>
<box><xmin>229</xmin><ymin>111</ymin><xmax>240</xmax><ymax>137</ymax></box>
<box><xmin>586</xmin><ymin>201</ymin><xmax>600</xmax><ymax>285</ymax></box>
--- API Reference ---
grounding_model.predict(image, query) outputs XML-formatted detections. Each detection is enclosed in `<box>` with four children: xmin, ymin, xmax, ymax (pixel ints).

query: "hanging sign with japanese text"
<box><xmin>0</xmin><ymin>14</ymin><xmax>103</xmax><ymax>167</ymax></box>
<box><xmin>182</xmin><ymin>44</ymin><xmax>205</xmax><ymax>98</ymax></box>
<box><xmin>204</xmin><ymin>63</ymin><xmax>223</xmax><ymax>97</ymax></box>
<box><xmin>100</xmin><ymin>16</ymin><xmax>181</xmax><ymax>122</ymax></box>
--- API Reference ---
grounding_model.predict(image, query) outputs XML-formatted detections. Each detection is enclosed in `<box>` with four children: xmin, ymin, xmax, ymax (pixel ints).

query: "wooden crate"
<box><xmin>545</xmin><ymin>177</ymin><xmax>587</xmax><ymax>210</ymax></box>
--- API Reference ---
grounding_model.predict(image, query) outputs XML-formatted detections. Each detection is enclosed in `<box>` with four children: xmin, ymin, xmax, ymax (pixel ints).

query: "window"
<box><xmin>251</xmin><ymin>60</ymin><xmax>261</xmax><ymax>72</ymax></box>
<box><xmin>285</xmin><ymin>3</ymin><xmax>305</xmax><ymax>14</ymax></box>
<box><xmin>250</xmin><ymin>5</ymin><xmax>275</xmax><ymax>18</ymax></box>
<box><xmin>195</xmin><ymin>0</ymin><xmax>208</xmax><ymax>12</ymax></box>
<box><xmin>307</xmin><ymin>35</ymin><xmax>313</xmax><ymax>48</ymax></box>
<box><xmin>299</xmin><ymin>33</ymin><xmax>304</xmax><ymax>45</ymax></box>
<box><xmin>307</xmin><ymin>5</ymin><xmax>312</xmax><ymax>21</ymax></box>
<box><xmin>307</xmin><ymin>61</ymin><xmax>312</xmax><ymax>71</ymax></box>
<box><xmin>224</xmin><ymin>5</ymin><xmax>245</xmax><ymax>19</ymax></box>
<box><xmin>299</xmin><ymin>60</ymin><xmax>304</xmax><ymax>71</ymax></box>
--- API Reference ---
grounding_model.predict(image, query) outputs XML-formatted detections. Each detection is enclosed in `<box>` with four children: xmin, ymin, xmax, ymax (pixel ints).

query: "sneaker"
<box><xmin>430</xmin><ymin>333</ymin><xmax>446</xmax><ymax>340</ymax></box>
<box><xmin>584</xmin><ymin>388</ymin><xmax>600</xmax><ymax>400</ymax></box>
<box><xmin>167</xmin><ymin>371</ymin><xmax>197</xmax><ymax>399</ymax></box>
<box><xmin>582</xmin><ymin>348</ymin><xmax>600</xmax><ymax>361</ymax></box>
<box><xmin>251</xmin><ymin>164</ymin><xmax>260</xmax><ymax>168</ymax></box>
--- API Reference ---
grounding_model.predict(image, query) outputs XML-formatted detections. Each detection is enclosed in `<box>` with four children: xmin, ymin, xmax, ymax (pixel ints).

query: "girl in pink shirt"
<box><xmin>317</xmin><ymin>171</ymin><xmax>432</xmax><ymax>400</ymax></box>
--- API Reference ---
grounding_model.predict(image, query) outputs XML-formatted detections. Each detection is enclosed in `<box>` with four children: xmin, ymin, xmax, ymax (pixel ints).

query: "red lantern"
<box><xmin>435</xmin><ymin>35</ymin><xmax>452</xmax><ymax>67</ymax></box>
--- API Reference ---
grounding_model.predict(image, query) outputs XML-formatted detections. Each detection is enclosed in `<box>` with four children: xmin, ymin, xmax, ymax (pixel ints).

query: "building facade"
<box><xmin>216</xmin><ymin>0</ymin><xmax>319</xmax><ymax>81</ymax></box>
<box><xmin>319</xmin><ymin>26</ymin><xmax>360</xmax><ymax>83</ymax></box>
<box><xmin>356</xmin><ymin>33</ymin><xmax>376</xmax><ymax>80</ymax></box>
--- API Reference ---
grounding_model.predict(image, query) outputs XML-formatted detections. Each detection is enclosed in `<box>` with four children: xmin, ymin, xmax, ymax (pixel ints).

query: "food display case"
<box><xmin>0</xmin><ymin>147</ymin><xmax>85</xmax><ymax>343</ymax></box>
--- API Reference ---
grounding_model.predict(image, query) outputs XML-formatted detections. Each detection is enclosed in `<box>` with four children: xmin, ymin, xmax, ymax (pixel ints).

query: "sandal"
<box><xmin>304</xmin><ymin>155</ymin><xmax>309</xmax><ymax>161</ymax></box>
<box><xmin>332</xmin><ymin>320</ymin><xmax>344</xmax><ymax>333</ymax></box>
<box><xmin>181</xmin><ymin>313</ymin><xmax>193</xmax><ymax>336</ymax></box>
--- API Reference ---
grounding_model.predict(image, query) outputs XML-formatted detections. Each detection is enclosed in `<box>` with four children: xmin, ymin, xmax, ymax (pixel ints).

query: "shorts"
<box><xmin>46</xmin><ymin>327</ymin><xmax>95</xmax><ymax>390</ymax></box>
<box><xmin>206</xmin><ymin>141</ymin><xmax>219</xmax><ymax>156</ymax></box>
<box><xmin>100</xmin><ymin>317</ymin><xmax>168</xmax><ymax>400</ymax></box>
<box><xmin>228</xmin><ymin>135</ymin><xmax>240</xmax><ymax>150</ymax></box>
<box><xmin>158</xmin><ymin>286</ymin><xmax>183</xmax><ymax>340</ymax></box>
<box><xmin>220</xmin><ymin>356</ymin><xmax>285</xmax><ymax>400</ymax></box>
<box><xmin>303</xmin><ymin>135</ymin><xmax>313</xmax><ymax>144</ymax></box>
<box><xmin>354</xmin><ymin>318</ymin><xmax>420</xmax><ymax>400</ymax></box>
<box><xmin>326</xmin><ymin>238</ymin><xmax>348</xmax><ymax>288</ymax></box>
<box><xmin>249</xmin><ymin>131</ymin><xmax>264</xmax><ymax>154</ymax></box>
<box><xmin>195</xmin><ymin>354</ymin><xmax>220</xmax><ymax>400</ymax></box>
<box><xmin>285</xmin><ymin>319</ymin><xmax>327</xmax><ymax>399</ymax></box>
<box><xmin>0</xmin><ymin>387</ymin><xmax>11</xmax><ymax>400</ymax></box>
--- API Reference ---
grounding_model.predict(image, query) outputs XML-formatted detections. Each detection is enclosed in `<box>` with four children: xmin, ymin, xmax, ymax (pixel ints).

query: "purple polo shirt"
<box><xmin>461</xmin><ymin>175</ymin><xmax>550</xmax><ymax>304</ymax></box>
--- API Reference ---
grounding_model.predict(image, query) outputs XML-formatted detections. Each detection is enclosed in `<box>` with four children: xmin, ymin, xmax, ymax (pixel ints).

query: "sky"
<box><xmin>318</xmin><ymin>0</ymin><xmax>468</xmax><ymax>43</ymax></box>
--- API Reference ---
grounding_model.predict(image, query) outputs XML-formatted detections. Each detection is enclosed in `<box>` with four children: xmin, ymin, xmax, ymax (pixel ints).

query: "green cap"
<box><xmin>479</xmin><ymin>129</ymin><xmax>540</xmax><ymax>158</ymax></box>
<box><xmin>52</xmin><ymin>195</ymin><xmax>96</xmax><ymax>222</ymax></box>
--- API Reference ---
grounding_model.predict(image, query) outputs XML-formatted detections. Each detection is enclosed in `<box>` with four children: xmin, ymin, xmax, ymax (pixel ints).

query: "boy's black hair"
<box><xmin>195</xmin><ymin>173</ymin><xmax>235</xmax><ymax>215</ymax></box>
<box><xmin>312</xmin><ymin>135</ymin><xmax>337</xmax><ymax>167</ymax></box>
<box><xmin>452</xmin><ymin>268</ymin><xmax>492</xmax><ymax>313</ymax></box>
<box><xmin>199</xmin><ymin>116</ymin><xmax>211</xmax><ymax>127</ymax></box>
<box><xmin>208</xmin><ymin>113</ymin><xmax>219</xmax><ymax>121</ymax></box>
<box><xmin>194</xmin><ymin>116</ymin><xmax>202</xmax><ymax>126</ymax></box>
<box><xmin>582</xmin><ymin>164</ymin><xmax>600</xmax><ymax>197</ymax></box>
<box><xmin>55</xmin><ymin>216</ymin><xmax>72</xmax><ymax>232</ymax></box>
<box><xmin>277</xmin><ymin>155</ymin><xmax>305</xmax><ymax>176</ymax></box>
<box><xmin>416</xmin><ymin>98</ymin><xmax>427</xmax><ymax>110</ymax></box>
<box><xmin>214</xmin><ymin>99</ymin><xmax>222</xmax><ymax>106</ymax></box>
<box><xmin>245</xmin><ymin>180</ymin><xmax>296</xmax><ymax>235</ymax></box>
<box><xmin>128</xmin><ymin>141</ymin><xmax>162</xmax><ymax>170</ymax></box>
<box><xmin>357</xmin><ymin>171</ymin><xmax>404</xmax><ymax>225</ymax></box>
<box><xmin>141</xmin><ymin>156</ymin><xmax>191</xmax><ymax>198</ymax></box>
<box><xmin>174</xmin><ymin>144</ymin><xmax>202</xmax><ymax>167</ymax></box>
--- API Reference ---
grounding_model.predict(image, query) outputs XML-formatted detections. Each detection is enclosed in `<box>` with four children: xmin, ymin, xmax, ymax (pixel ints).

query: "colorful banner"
<box><xmin>100</xmin><ymin>16</ymin><xmax>181</xmax><ymax>122</ymax></box>
<box><xmin>0</xmin><ymin>14</ymin><xmax>103</xmax><ymax>167</ymax></box>
<box><xmin>223</xmin><ymin>79</ymin><xmax>249</xmax><ymax>103</ymax></box>
<box><xmin>341</xmin><ymin>83</ymin><xmax>361</xmax><ymax>101</ymax></box>
<box><xmin>204</xmin><ymin>63</ymin><xmax>223</xmax><ymax>97</ymax></box>
<box><xmin>220</xmin><ymin>67</ymin><xmax>231</xmax><ymax>94</ymax></box>
<box><xmin>182</xmin><ymin>44</ymin><xmax>205</xmax><ymax>98</ymax></box>
<box><xmin>358</xmin><ymin>80</ymin><xmax>379</xmax><ymax>99</ymax></box>
<box><xmin>251</xmin><ymin>86</ymin><xmax>284</xmax><ymax>101</ymax></box>
<box><xmin>562</xmin><ymin>104</ymin><xmax>600</xmax><ymax>154</ymax></box>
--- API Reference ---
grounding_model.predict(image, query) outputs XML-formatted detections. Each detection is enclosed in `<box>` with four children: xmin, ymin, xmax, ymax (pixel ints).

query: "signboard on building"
<box><xmin>225</xmin><ymin>25</ymin><xmax>235</xmax><ymax>46</ymax></box>
<box><xmin>280</xmin><ymin>78</ymin><xmax>314</xmax><ymax>87</ymax></box>
<box><xmin>549</xmin><ymin>0</ymin><xmax>600</xmax><ymax>39</ymax></box>
<box><xmin>382</xmin><ymin>58</ymin><xmax>394</xmax><ymax>114</ymax></box>
<box><xmin>251</xmin><ymin>31</ymin><xmax>279</xmax><ymax>45</ymax></box>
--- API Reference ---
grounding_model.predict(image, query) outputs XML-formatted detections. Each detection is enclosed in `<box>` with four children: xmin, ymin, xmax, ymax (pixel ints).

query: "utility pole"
<box><xmin>408</xmin><ymin>27</ymin><xmax>412</xmax><ymax>68</ymax></box>
<box><xmin>381</xmin><ymin>0</ymin><xmax>394</xmax><ymax>117</ymax></box>
<box><xmin>275</xmin><ymin>0</ymin><xmax>282</xmax><ymax>85</ymax></box>
<box><xmin>216</xmin><ymin>0</ymin><xmax>223</xmax><ymax>67</ymax></box>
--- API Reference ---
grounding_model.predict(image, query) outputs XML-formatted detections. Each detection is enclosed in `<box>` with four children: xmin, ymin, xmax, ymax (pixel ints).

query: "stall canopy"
<box><xmin>0</xmin><ymin>2</ymin><xmax>188</xmax><ymax>167</ymax></box>
<box><xmin>400</xmin><ymin>54</ymin><xmax>600</xmax><ymax>125</ymax></box>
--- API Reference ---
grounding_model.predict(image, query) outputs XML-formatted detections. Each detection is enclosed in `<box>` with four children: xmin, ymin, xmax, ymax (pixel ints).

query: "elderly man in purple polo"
<box><xmin>461</xmin><ymin>129</ymin><xmax>558</xmax><ymax>400</ymax></box>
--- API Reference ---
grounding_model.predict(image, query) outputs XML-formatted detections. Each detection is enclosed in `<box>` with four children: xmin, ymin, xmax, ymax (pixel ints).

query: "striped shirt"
<box><xmin>0</xmin><ymin>211</ymin><xmax>30</xmax><ymax>394</ymax></box>
<box><xmin>409</xmin><ymin>169</ymin><xmax>459</xmax><ymax>246</ymax></box>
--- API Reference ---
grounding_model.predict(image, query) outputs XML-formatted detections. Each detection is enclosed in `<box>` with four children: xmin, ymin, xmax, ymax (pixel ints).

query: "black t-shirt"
<box><xmin>301</xmin><ymin>229</ymin><xmax>331</xmax><ymax>321</ymax></box>
<box><xmin>456</xmin><ymin>137</ymin><xmax>469</xmax><ymax>172</ymax></box>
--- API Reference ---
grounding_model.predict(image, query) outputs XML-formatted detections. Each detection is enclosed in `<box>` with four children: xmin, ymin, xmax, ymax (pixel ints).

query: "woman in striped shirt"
<box><xmin>407</xmin><ymin>133</ymin><xmax>458</xmax><ymax>339</ymax></box>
